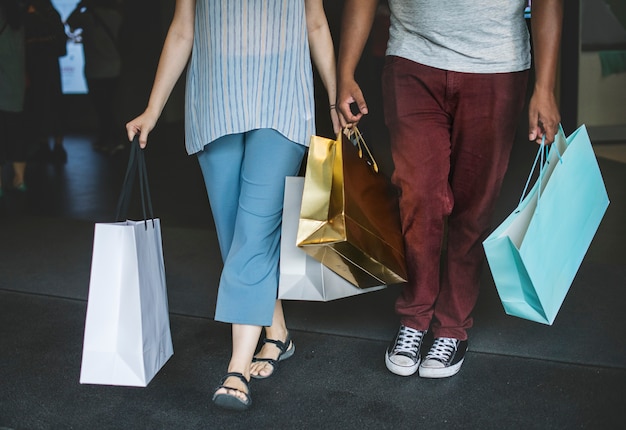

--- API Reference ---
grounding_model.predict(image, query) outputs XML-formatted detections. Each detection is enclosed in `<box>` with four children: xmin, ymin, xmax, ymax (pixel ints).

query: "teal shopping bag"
<box><xmin>483</xmin><ymin>125</ymin><xmax>609</xmax><ymax>324</ymax></box>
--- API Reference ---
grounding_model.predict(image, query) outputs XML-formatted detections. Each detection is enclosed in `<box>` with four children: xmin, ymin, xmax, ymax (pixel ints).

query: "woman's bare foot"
<box><xmin>213</xmin><ymin>375</ymin><xmax>249</xmax><ymax>402</ymax></box>
<box><xmin>212</xmin><ymin>372</ymin><xmax>251</xmax><ymax>411</ymax></box>
<box><xmin>250</xmin><ymin>331</ymin><xmax>293</xmax><ymax>378</ymax></box>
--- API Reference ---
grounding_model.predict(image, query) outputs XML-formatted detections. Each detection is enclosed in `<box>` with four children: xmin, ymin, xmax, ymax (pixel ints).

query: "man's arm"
<box><xmin>336</xmin><ymin>0</ymin><xmax>379</xmax><ymax>126</ymax></box>
<box><xmin>528</xmin><ymin>0</ymin><xmax>563</xmax><ymax>144</ymax></box>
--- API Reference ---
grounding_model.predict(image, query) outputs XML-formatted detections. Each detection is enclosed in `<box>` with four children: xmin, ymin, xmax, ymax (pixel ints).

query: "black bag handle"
<box><xmin>115</xmin><ymin>138</ymin><xmax>154</xmax><ymax>227</ymax></box>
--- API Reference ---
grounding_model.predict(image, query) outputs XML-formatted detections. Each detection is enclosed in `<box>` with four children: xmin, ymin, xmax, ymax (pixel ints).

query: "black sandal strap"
<box><xmin>262</xmin><ymin>333</ymin><xmax>292</xmax><ymax>354</ymax></box>
<box><xmin>251</xmin><ymin>357</ymin><xmax>277</xmax><ymax>366</ymax></box>
<box><xmin>219</xmin><ymin>372</ymin><xmax>250</xmax><ymax>388</ymax></box>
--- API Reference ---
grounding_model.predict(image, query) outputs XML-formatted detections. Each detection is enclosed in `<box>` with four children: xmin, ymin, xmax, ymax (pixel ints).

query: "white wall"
<box><xmin>578</xmin><ymin>52</ymin><xmax>626</xmax><ymax>140</ymax></box>
<box><xmin>578</xmin><ymin>0</ymin><xmax>626</xmax><ymax>141</ymax></box>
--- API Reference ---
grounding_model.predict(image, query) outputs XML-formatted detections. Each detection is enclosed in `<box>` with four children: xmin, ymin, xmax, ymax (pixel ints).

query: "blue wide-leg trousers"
<box><xmin>197</xmin><ymin>129</ymin><xmax>306</xmax><ymax>326</ymax></box>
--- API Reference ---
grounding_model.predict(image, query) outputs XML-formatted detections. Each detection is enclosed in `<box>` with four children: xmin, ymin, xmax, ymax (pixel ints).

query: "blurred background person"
<box><xmin>24</xmin><ymin>0</ymin><xmax>67</xmax><ymax>164</ymax></box>
<box><xmin>67</xmin><ymin>0</ymin><xmax>124</xmax><ymax>156</ymax></box>
<box><xmin>1</xmin><ymin>0</ymin><xmax>28</xmax><ymax>199</ymax></box>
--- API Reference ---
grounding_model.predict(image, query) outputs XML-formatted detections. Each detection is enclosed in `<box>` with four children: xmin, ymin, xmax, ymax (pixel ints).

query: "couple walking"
<box><xmin>126</xmin><ymin>0</ymin><xmax>563</xmax><ymax>411</ymax></box>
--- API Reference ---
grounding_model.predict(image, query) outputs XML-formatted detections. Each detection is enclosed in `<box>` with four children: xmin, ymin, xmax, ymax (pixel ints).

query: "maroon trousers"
<box><xmin>382</xmin><ymin>56</ymin><xmax>529</xmax><ymax>340</ymax></box>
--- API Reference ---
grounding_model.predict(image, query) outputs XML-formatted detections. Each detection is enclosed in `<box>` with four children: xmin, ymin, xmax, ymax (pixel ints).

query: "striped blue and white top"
<box><xmin>184</xmin><ymin>0</ymin><xmax>316</xmax><ymax>155</ymax></box>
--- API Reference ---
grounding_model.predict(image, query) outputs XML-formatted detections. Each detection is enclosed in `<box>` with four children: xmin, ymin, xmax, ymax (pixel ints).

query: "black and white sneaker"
<box><xmin>384</xmin><ymin>325</ymin><xmax>426</xmax><ymax>376</ymax></box>
<box><xmin>419</xmin><ymin>337</ymin><xmax>468</xmax><ymax>378</ymax></box>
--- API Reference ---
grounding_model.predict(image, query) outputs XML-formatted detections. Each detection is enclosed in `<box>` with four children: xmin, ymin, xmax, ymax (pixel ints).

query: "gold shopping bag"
<box><xmin>279</xmin><ymin>177</ymin><xmax>386</xmax><ymax>301</ymax></box>
<box><xmin>297</xmin><ymin>128</ymin><xmax>408</xmax><ymax>288</ymax></box>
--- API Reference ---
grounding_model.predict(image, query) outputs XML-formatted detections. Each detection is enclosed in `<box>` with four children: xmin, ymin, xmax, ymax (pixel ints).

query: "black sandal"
<box><xmin>251</xmin><ymin>333</ymin><xmax>295</xmax><ymax>379</ymax></box>
<box><xmin>212</xmin><ymin>372</ymin><xmax>252</xmax><ymax>411</ymax></box>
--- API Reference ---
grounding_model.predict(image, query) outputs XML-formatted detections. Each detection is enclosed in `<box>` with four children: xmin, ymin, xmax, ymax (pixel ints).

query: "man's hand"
<box><xmin>337</xmin><ymin>78</ymin><xmax>368</xmax><ymax>128</ymax></box>
<box><xmin>528</xmin><ymin>87</ymin><xmax>560</xmax><ymax>144</ymax></box>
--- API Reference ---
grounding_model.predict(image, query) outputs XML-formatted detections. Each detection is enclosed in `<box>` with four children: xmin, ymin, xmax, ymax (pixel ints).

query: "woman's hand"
<box><xmin>126</xmin><ymin>110</ymin><xmax>158</xmax><ymax>149</ymax></box>
<box><xmin>329</xmin><ymin>104</ymin><xmax>344</xmax><ymax>135</ymax></box>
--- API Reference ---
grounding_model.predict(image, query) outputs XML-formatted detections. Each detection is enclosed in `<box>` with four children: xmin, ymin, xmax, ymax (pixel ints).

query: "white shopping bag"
<box><xmin>279</xmin><ymin>177</ymin><xmax>385</xmax><ymax>301</ymax></box>
<box><xmin>79</xmin><ymin>219</ymin><xmax>173</xmax><ymax>387</ymax></box>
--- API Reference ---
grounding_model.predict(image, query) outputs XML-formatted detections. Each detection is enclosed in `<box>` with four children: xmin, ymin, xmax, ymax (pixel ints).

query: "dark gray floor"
<box><xmin>1</xmin><ymin>121</ymin><xmax>625</xmax><ymax>429</ymax></box>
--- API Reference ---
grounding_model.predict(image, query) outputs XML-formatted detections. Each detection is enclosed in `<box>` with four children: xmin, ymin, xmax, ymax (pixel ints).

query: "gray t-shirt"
<box><xmin>387</xmin><ymin>0</ymin><xmax>531</xmax><ymax>73</ymax></box>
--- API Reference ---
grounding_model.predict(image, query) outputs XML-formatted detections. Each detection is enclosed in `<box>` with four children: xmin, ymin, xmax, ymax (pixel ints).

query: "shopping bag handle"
<box><xmin>518</xmin><ymin>132</ymin><xmax>564</xmax><ymax>209</ymax></box>
<box><xmin>115</xmin><ymin>137</ymin><xmax>155</xmax><ymax>227</ymax></box>
<box><xmin>344</xmin><ymin>127</ymin><xmax>379</xmax><ymax>173</ymax></box>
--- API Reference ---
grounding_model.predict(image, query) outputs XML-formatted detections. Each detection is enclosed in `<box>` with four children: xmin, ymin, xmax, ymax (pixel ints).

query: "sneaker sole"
<box><xmin>384</xmin><ymin>352</ymin><xmax>420</xmax><ymax>376</ymax></box>
<box><xmin>418</xmin><ymin>358</ymin><xmax>464</xmax><ymax>378</ymax></box>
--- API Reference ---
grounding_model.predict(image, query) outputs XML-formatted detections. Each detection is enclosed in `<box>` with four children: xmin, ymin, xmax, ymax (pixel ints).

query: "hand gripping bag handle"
<box><xmin>115</xmin><ymin>137</ymin><xmax>155</xmax><ymax>227</ymax></box>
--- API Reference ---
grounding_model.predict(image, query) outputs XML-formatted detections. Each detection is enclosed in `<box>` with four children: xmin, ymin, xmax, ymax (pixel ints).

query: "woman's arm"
<box><xmin>305</xmin><ymin>0</ymin><xmax>341</xmax><ymax>133</ymax></box>
<box><xmin>126</xmin><ymin>0</ymin><xmax>196</xmax><ymax>147</ymax></box>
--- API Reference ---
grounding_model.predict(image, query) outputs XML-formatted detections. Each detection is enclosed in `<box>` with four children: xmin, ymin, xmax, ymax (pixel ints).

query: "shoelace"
<box><xmin>392</xmin><ymin>326</ymin><xmax>425</xmax><ymax>355</ymax></box>
<box><xmin>425</xmin><ymin>337</ymin><xmax>458</xmax><ymax>362</ymax></box>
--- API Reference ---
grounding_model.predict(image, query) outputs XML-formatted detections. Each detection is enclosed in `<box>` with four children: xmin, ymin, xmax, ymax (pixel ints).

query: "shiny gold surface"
<box><xmin>296</xmin><ymin>129</ymin><xmax>408</xmax><ymax>288</ymax></box>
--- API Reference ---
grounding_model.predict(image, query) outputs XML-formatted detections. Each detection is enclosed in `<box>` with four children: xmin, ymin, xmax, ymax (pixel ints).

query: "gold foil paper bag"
<box><xmin>297</xmin><ymin>129</ymin><xmax>407</xmax><ymax>288</ymax></box>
